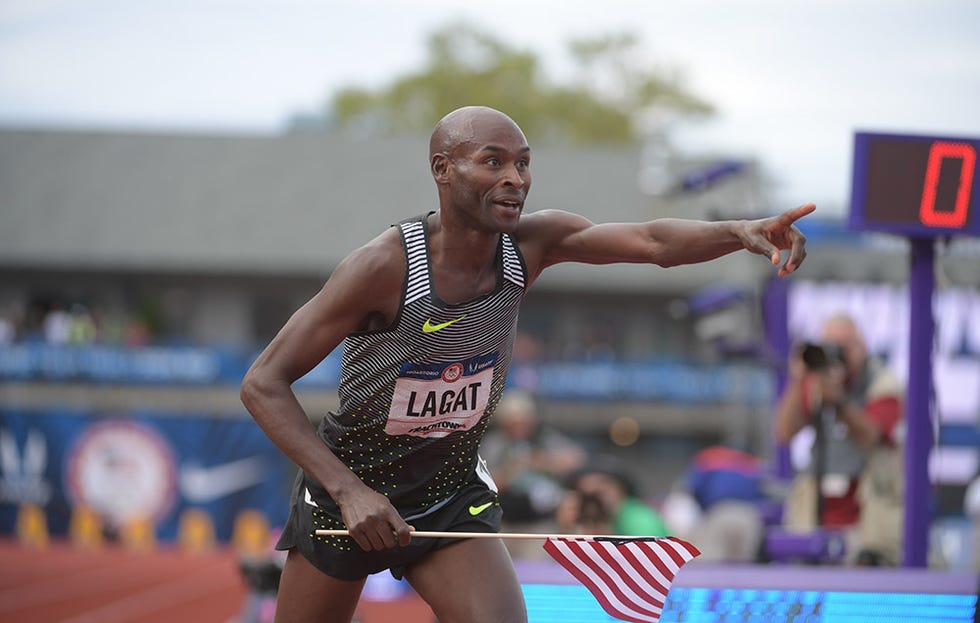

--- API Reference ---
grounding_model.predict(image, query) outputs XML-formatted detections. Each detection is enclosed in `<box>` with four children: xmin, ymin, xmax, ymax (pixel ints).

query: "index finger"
<box><xmin>775</xmin><ymin>203</ymin><xmax>816</xmax><ymax>227</ymax></box>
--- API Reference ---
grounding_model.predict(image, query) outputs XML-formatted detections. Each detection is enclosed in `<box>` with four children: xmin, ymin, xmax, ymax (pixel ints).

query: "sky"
<box><xmin>2</xmin><ymin>0</ymin><xmax>979</xmax><ymax>215</ymax></box>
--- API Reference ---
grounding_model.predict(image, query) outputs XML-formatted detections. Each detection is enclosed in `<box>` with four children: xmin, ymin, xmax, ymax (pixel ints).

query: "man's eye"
<box><xmin>487</xmin><ymin>158</ymin><xmax>500</xmax><ymax>166</ymax></box>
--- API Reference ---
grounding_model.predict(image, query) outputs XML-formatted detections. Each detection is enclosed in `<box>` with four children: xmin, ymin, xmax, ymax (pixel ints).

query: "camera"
<box><xmin>799</xmin><ymin>342</ymin><xmax>845</xmax><ymax>371</ymax></box>
<box><xmin>578</xmin><ymin>491</ymin><xmax>612</xmax><ymax>525</ymax></box>
<box><xmin>239</xmin><ymin>559</ymin><xmax>283</xmax><ymax>594</ymax></box>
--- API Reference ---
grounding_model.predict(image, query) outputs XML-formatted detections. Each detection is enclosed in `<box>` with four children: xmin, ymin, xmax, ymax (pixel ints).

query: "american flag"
<box><xmin>542</xmin><ymin>536</ymin><xmax>700</xmax><ymax>623</ymax></box>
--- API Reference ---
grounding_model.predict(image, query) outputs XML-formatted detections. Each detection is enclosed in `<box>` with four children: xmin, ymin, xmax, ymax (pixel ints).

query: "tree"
<box><xmin>321</xmin><ymin>23</ymin><xmax>713</xmax><ymax>145</ymax></box>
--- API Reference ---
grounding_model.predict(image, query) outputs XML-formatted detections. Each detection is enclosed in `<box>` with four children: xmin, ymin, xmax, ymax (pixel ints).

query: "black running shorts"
<box><xmin>276</xmin><ymin>473</ymin><xmax>502</xmax><ymax>581</ymax></box>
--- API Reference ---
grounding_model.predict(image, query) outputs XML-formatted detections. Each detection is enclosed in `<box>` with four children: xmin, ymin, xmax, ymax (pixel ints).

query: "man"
<box><xmin>556</xmin><ymin>457</ymin><xmax>670</xmax><ymax>538</ymax></box>
<box><xmin>479</xmin><ymin>390</ymin><xmax>586</xmax><ymax>560</ymax></box>
<box><xmin>682</xmin><ymin>445</ymin><xmax>767</xmax><ymax>563</ymax></box>
<box><xmin>774</xmin><ymin>314</ymin><xmax>904</xmax><ymax>564</ymax></box>
<box><xmin>241</xmin><ymin>105</ymin><xmax>814</xmax><ymax>622</ymax></box>
<box><xmin>479</xmin><ymin>390</ymin><xmax>585</xmax><ymax>525</ymax></box>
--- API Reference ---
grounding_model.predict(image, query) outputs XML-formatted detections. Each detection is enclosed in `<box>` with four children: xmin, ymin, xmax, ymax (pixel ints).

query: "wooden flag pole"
<box><xmin>314</xmin><ymin>529</ymin><xmax>648</xmax><ymax>540</ymax></box>
<box><xmin>314</xmin><ymin>529</ymin><xmax>699</xmax><ymax>623</ymax></box>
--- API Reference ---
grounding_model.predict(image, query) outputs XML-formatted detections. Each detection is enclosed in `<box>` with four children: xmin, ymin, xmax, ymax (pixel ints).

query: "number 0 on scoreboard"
<box><xmin>849</xmin><ymin>131</ymin><xmax>980</xmax><ymax>238</ymax></box>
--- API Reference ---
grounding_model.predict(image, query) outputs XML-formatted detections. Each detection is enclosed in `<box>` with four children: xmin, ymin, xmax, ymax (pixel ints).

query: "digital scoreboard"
<box><xmin>847</xmin><ymin>130</ymin><xmax>979</xmax><ymax>567</ymax></box>
<box><xmin>849</xmin><ymin>131</ymin><xmax>979</xmax><ymax>237</ymax></box>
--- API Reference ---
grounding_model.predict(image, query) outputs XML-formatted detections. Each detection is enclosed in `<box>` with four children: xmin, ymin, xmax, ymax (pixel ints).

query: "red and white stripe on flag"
<box><xmin>542</xmin><ymin>536</ymin><xmax>700</xmax><ymax>623</ymax></box>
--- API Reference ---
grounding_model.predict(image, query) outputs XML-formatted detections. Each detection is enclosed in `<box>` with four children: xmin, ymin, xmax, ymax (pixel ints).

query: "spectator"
<box><xmin>68</xmin><ymin>304</ymin><xmax>97</xmax><ymax>345</ymax></box>
<box><xmin>479</xmin><ymin>390</ymin><xmax>585</xmax><ymax>558</ymax></box>
<box><xmin>678</xmin><ymin>445</ymin><xmax>766</xmax><ymax>562</ymax></box>
<box><xmin>480</xmin><ymin>391</ymin><xmax>586</xmax><ymax>525</ymax></box>
<box><xmin>43</xmin><ymin>303</ymin><xmax>71</xmax><ymax>344</ymax></box>
<box><xmin>556</xmin><ymin>456</ymin><xmax>670</xmax><ymax>538</ymax></box>
<box><xmin>774</xmin><ymin>313</ymin><xmax>904</xmax><ymax>565</ymax></box>
<box><xmin>229</xmin><ymin>528</ymin><xmax>286</xmax><ymax>623</ymax></box>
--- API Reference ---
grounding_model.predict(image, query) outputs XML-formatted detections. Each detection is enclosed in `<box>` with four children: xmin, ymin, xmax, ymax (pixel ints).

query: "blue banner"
<box><xmin>0</xmin><ymin>343</ymin><xmax>344</xmax><ymax>388</ymax></box>
<box><xmin>0</xmin><ymin>345</ymin><xmax>773</xmax><ymax>405</ymax></box>
<box><xmin>510</xmin><ymin>361</ymin><xmax>774</xmax><ymax>406</ymax></box>
<box><xmin>0</xmin><ymin>409</ymin><xmax>295</xmax><ymax>543</ymax></box>
<box><xmin>0</xmin><ymin>344</ymin><xmax>241</xmax><ymax>385</ymax></box>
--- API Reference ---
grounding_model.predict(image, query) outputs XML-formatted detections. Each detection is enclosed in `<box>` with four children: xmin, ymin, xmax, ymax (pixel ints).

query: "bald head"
<box><xmin>429</xmin><ymin>106</ymin><xmax>526</xmax><ymax>160</ymax></box>
<box><xmin>821</xmin><ymin>313</ymin><xmax>867</xmax><ymax>376</ymax></box>
<box><xmin>821</xmin><ymin>313</ymin><xmax>860</xmax><ymax>344</ymax></box>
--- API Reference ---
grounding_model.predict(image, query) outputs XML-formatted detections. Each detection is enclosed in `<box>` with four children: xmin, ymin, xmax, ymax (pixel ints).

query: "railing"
<box><xmin>0</xmin><ymin>343</ymin><xmax>774</xmax><ymax>406</ymax></box>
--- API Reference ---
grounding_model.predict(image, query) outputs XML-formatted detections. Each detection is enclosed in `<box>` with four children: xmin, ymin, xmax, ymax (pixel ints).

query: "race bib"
<box><xmin>386</xmin><ymin>354</ymin><xmax>497</xmax><ymax>438</ymax></box>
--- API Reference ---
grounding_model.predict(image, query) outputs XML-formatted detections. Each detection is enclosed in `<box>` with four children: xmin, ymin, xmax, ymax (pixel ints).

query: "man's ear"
<box><xmin>431</xmin><ymin>153</ymin><xmax>451</xmax><ymax>184</ymax></box>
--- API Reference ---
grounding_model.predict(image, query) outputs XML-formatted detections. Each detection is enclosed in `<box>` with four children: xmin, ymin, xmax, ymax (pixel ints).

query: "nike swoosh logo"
<box><xmin>422</xmin><ymin>316</ymin><xmax>465</xmax><ymax>333</ymax></box>
<box><xmin>468</xmin><ymin>501</ymin><xmax>493</xmax><ymax>516</ymax></box>
<box><xmin>179</xmin><ymin>456</ymin><xmax>267</xmax><ymax>503</ymax></box>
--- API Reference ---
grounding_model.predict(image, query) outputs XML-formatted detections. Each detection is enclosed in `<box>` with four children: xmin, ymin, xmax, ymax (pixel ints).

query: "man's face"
<box><xmin>576</xmin><ymin>472</ymin><xmax>626</xmax><ymax>514</ymax></box>
<box><xmin>446</xmin><ymin>117</ymin><xmax>531</xmax><ymax>233</ymax></box>
<box><xmin>822</xmin><ymin>321</ymin><xmax>866</xmax><ymax>382</ymax></box>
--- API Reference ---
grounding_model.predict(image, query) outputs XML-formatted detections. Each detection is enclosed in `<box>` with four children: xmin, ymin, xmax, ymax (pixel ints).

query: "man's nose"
<box><xmin>502</xmin><ymin>164</ymin><xmax>526</xmax><ymax>188</ymax></box>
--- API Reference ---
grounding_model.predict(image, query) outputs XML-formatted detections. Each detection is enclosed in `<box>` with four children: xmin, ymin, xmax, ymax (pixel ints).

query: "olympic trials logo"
<box><xmin>441</xmin><ymin>362</ymin><xmax>464</xmax><ymax>383</ymax></box>
<box><xmin>66</xmin><ymin>419</ymin><xmax>178</xmax><ymax>528</ymax></box>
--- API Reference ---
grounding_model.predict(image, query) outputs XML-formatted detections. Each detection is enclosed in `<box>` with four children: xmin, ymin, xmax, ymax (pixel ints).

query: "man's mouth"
<box><xmin>494</xmin><ymin>197</ymin><xmax>523</xmax><ymax>211</ymax></box>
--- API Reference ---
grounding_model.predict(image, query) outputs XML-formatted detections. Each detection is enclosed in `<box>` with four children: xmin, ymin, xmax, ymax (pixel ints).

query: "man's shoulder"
<box><xmin>515</xmin><ymin>209</ymin><xmax>581</xmax><ymax>234</ymax></box>
<box><xmin>514</xmin><ymin>209</ymin><xmax>592</xmax><ymax>253</ymax></box>
<box><xmin>337</xmin><ymin>228</ymin><xmax>405</xmax><ymax>283</ymax></box>
<box><xmin>865</xmin><ymin>358</ymin><xmax>903</xmax><ymax>400</ymax></box>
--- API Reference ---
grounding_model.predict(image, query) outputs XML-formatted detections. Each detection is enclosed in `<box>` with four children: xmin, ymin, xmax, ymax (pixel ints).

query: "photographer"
<box><xmin>555</xmin><ymin>457</ymin><xmax>670</xmax><ymax>538</ymax></box>
<box><xmin>774</xmin><ymin>313</ymin><xmax>904</xmax><ymax>565</ymax></box>
<box><xmin>480</xmin><ymin>390</ymin><xmax>586</xmax><ymax>559</ymax></box>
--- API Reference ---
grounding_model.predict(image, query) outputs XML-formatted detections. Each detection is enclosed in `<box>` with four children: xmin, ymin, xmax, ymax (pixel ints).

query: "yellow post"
<box><xmin>178</xmin><ymin>508</ymin><xmax>216</xmax><ymax>553</ymax></box>
<box><xmin>120</xmin><ymin>515</ymin><xmax>156</xmax><ymax>552</ymax></box>
<box><xmin>16</xmin><ymin>503</ymin><xmax>49</xmax><ymax>549</ymax></box>
<box><xmin>231</xmin><ymin>509</ymin><xmax>271</xmax><ymax>559</ymax></box>
<box><xmin>69</xmin><ymin>504</ymin><xmax>104</xmax><ymax>549</ymax></box>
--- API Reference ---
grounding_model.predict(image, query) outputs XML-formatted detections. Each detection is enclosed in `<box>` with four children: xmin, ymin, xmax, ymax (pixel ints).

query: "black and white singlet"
<box><xmin>306</xmin><ymin>214</ymin><xmax>528</xmax><ymax>520</ymax></box>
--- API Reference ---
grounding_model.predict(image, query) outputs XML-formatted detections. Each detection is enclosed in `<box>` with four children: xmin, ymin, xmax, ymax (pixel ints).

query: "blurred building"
<box><xmin>1</xmin><ymin>127</ymin><xmax>978</xmax><ymax>544</ymax></box>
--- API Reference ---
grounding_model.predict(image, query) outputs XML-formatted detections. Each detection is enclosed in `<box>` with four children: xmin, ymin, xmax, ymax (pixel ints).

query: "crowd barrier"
<box><xmin>0</xmin><ymin>343</ymin><xmax>775</xmax><ymax>405</ymax></box>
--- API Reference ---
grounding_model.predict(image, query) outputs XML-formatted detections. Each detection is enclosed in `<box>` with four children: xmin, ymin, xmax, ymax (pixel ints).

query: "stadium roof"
<box><xmin>2</xmin><ymin>127</ymin><xmax>977</xmax><ymax>292</ymax></box>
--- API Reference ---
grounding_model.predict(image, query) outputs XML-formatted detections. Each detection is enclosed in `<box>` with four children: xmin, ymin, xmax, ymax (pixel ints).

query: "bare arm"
<box><xmin>835</xmin><ymin>402</ymin><xmax>883</xmax><ymax>450</ymax></box>
<box><xmin>820</xmin><ymin>365</ymin><xmax>885</xmax><ymax>450</ymax></box>
<box><xmin>774</xmin><ymin>378</ymin><xmax>810</xmax><ymax>444</ymax></box>
<box><xmin>517</xmin><ymin>204</ymin><xmax>815</xmax><ymax>283</ymax></box>
<box><xmin>240</xmin><ymin>231</ymin><xmax>413</xmax><ymax>550</ymax></box>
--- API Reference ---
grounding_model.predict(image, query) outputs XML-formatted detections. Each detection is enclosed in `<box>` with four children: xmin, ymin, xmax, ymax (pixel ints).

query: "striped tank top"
<box><xmin>310</xmin><ymin>214</ymin><xmax>528</xmax><ymax>519</ymax></box>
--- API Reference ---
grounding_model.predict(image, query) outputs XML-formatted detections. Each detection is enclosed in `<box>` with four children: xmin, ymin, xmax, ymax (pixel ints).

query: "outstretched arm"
<box><xmin>518</xmin><ymin>204</ymin><xmax>815</xmax><ymax>283</ymax></box>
